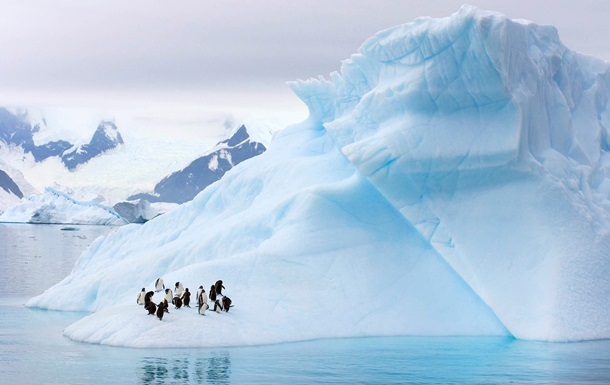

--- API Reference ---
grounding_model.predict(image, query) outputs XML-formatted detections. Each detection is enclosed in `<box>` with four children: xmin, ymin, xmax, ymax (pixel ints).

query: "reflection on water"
<box><xmin>140</xmin><ymin>353</ymin><xmax>231</xmax><ymax>385</ymax></box>
<box><xmin>208</xmin><ymin>352</ymin><xmax>231</xmax><ymax>384</ymax></box>
<box><xmin>0</xmin><ymin>223</ymin><xmax>117</xmax><ymax>300</ymax></box>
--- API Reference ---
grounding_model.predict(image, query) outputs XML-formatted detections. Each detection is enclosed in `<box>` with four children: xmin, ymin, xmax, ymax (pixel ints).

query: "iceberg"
<box><xmin>0</xmin><ymin>186</ymin><xmax>127</xmax><ymax>225</ymax></box>
<box><xmin>290</xmin><ymin>5</ymin><xmax>610</xmax><ymax>341</ymax></box>
<box><xmin>28</xmin><ymin>6</ymin><xmax>610</xmax><ymax>346</ymax></box>
<box><xmin>111</xmin><ymin>199</ymin><xmax>166</xmax><ymax>223</ymax></box>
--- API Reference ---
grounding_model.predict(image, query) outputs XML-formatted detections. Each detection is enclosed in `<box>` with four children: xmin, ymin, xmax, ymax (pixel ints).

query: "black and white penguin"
<box><xmin>213</xmin><ymin>299</ymin><xmax>222</xmax><ymax>313</ymax></box>
<box><xmin>196</xmin><ymin>286</ymin><xmax>203</xmax><ymax>303</ymax></box>
<box><xmin>137</xmin><ymin>288</ymin><xmax>146</xmax><ymax>305</ymax></box>
<box><xmin>182</xmin><ymin>288</ymin><xmax>191</xmax><ymax>307</ymax></box>
<box><xmin>214</xmin><ymin>280</ymin><xmax>225</xmax><ymax>296</ymax></box>
<box><xmin>146</xmin><ymin>301</ymin><xmax>157</xmax><ymax>315</ymax></box>
<box><xmin>144</xmin><ymin>291</ymin><xmax>154</xmax><ymax>307</ymax></box>
<box><xmin>156</xmin><ymin>301</ymin><xmax>166</xmax><ymax>320</ymax></box>
<box><xmin>221</xmin><ymin>296</ymin><xmax>232</xmax><ymax>312</ymax></box>
<box><xmin>174</xmin><ymin>282</ymin><xmax>184</xmax><ymax>297</ymax></box>
<box><xmin>164</xmin><ymin>288</ymin><xmax>173</xmax><ymax>303</ymax></box>
<box><xmin>163</xmin><ymin>289</ymin><xmax>172</xmax><ymax>313</ymax></box>
<box><xmin>198</xmin><ymin>288</ymin><xmax>208</xmax><ymax>315</ymax></box>
<box><xmin>155</xmin><ymin>278</ymin><xmax>165</xmax><ymax>292</ymax></box>
<box><xmin>172</xmin><ymin>295</ymin><xmax>183</xmax><ymax>309</ymax></box>
<box><xmin>209</xmin><ymin>285</ymin><xmax>217</xmax><ymax>302</ymax></box>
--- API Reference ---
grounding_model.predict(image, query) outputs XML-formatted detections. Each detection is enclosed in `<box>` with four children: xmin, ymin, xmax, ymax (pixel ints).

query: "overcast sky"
<box><xmin>1</xmin><ymin>1</ymin><xmax>609</xmax><ymax>129</ymax></box>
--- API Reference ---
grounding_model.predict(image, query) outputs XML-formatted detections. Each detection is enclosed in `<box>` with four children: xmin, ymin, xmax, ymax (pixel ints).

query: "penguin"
<box><xmin>214</xmin><ymin>280</ymin><xmax>225</xmax><ymax>296</ymax></box>
<box><xmin>222</xmin><ymin>296</ymin><xmax>232</xmax><ymax>312</ymax></box>
<box><xmin>156</xmin><ymin>301</ymin><xmax>166</xmax><ymax>320</ymax></box>
<box><xmin>198</xmin><ymin>288</ymin><xmax>208</xmax><ymax>315</ymax></box>
<box><xmin>209</xmin><ymin>285</ymin><xmax>217</xmax><ymax>302</ymax></box>
<box><xmin>164</xmin><ymin>288</ymin><xmax>173</xmax><ymax>304</ymax></box>
<box><xmin>181</xmin><ymin>288</ymin><xmax>191</xmax><ymax>307</ymax></box>
<box><xmin>163</xmin><ymin>289</ymin><xmax>173</xmax><ymax>313</ymax></box>
<box><xmin>173</xmin><ymin>295</ymin><xmax>183</xmax><ymax>309</ymax></box>
<box><xmin>197</xmin><ymin>287</ymin><xmax>210</xmax><ymax>315</ymax></box>
<box><xmin>213</xmin><ymin>299</ymin><xmax>222</xmax><ymax>313</ymax></box>
<box><xmin>144</xmin><ymin>291</ymin><xmax>154</xmax><ymax>307</ymax></box>
<box><xmin>146</xmin><ymin>301</ymin><xmax>157</xmax><ymax>315</ymax></box>
<box><xmin>155</xmin><ymin>278</ymin><xmax>165</xmax><ymax>292</ymax></box>
<box><xmin>137</xmin><ymin>288</ymin><xmax>146</xmax><ymax>305</ymax></box>
<box><xmin>174</xmin><ymin>282</ymin><xmax>184</xmax><ymax>297</ymax></box>
<box><xmin>196</xmin><ymin>286</ymin><xmax>203</xmax><ymax>304</ymax></box>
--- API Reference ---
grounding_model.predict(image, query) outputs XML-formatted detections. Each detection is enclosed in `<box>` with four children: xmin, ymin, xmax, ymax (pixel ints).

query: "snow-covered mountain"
<box><xmin>129</xmin><ymin>124</ymin><xmax>267</xmax><ymax>204</ymax></box>
<box><xmin>0</xmin><ymin>186</ymin><xmax>127</xmax><ymax>225</ymax></box>
<box><xmin>0</xmin><ymin>108</ymin><xmax>123</xmax><ymax>171</ymax></box>
<box><xmin>61</xmin><ymin>121</ymin><xmax>124</xmax><ymax>171</ymax></box>
<box><xmin>0</xmin><ymin>108</ymin><xmax>72</xmax><ymax>161</ymax></box>
<box><xmin>0</xmin><ymin>169</ymin><xmax>23</xmax><ymax>210</ymax></box>
<box><xmin>0</xmin><ymin>163</ymin><xmax>38</xmax><ymax>213</ymax></box>
<box><xmin>28</xmin><ymin>6</ymin><xmax>610</xmax><ymax>347</ymax></box>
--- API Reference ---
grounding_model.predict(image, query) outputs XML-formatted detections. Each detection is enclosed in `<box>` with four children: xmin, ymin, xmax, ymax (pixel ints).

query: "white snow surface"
<box><xmin>27</xmin><ymin>6</ymin><xmax>610</xmax><ymax>346</ymax></box>
<box><xmin>0</xmin><ymin>186</ymin><xmax>127</xmax><ymax>225</ymax></box>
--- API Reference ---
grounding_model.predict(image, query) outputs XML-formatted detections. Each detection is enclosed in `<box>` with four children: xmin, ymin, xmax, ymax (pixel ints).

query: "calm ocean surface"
<box><xmin>1</xmin><ymin>223</ymin><xmax>610</xmax><ymax>384</ymax></box>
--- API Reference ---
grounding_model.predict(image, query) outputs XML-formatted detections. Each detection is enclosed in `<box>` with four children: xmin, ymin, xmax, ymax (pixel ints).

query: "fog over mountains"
<box><xmin>0</xmin><ymin>108</ymin><xmax>123</xmax><ymax>171</ymax></box>
<box><xmin>0</xmin><ymin>111</ymin><xmax>269</xmax><ymax>222</ymax></box>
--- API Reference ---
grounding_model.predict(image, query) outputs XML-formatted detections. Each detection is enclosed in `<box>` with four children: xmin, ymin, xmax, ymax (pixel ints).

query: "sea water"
<box><xmin>1</xmin><ymin>223</ymin><xmax>610</xmax><ymax>384</ymax></box>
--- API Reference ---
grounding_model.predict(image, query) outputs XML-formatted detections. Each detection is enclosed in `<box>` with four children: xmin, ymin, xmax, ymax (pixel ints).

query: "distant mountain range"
<box><xmin>129</xmin><ymin>124</ymin><xmax>267</xmax><ymax>204</ymax></box>
<box><xmin>0</xmin><ymin>111</ymin><xmax>269</xmax><ymax>219</ymax></box>
<box><xmin>0</xmin><ymin>108</ymin><xmax>123</xmax><ymax>171</ymax></box>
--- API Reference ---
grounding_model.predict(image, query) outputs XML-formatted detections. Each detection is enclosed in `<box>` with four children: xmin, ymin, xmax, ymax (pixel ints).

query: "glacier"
<box><xmin>27</xmin><ymin>6</ymin><xmax>610</xmax><ymax>346</ymax></box>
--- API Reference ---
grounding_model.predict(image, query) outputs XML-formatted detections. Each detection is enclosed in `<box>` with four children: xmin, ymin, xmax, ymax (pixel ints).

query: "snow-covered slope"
<box><xmin>28</xmin><ymin>121</ymin><xmax>507</xmax><ymax>347</ymax></box>
<box><xmin>0</xmin><ymin>169</ymin><xmax>23</xmax><ymax>214</ymax></box>
<box><xmin>129</xmin><ymin>124</ymin><xmax>268</xmax><ymax>204</ymax></box>
<box><xmin>0</xmin><ymin>162</ymin><xmax>38</xmax><ymax>213</ymax></box>
<box><xmin>0</xmin><ymin>186</ymin><xmax>127</xmax><ymax>225</ymax></box>
<box><xmin>27</xmin><ymin>6</ymin><xmax>610</xmax><ymax>346</ymax></box>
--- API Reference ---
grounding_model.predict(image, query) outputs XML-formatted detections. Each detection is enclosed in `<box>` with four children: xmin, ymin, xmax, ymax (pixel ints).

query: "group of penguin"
<box><xmin>137</xmin><ymin>278</ymin><xmax>233</xmax><ymax>321</ymax></box>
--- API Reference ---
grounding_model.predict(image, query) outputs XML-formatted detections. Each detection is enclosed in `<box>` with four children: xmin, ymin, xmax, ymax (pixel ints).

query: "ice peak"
<box><xmin>95</xmin><ymin>120</ymin><xmax>123</xmax><ymax>145</ymax></box>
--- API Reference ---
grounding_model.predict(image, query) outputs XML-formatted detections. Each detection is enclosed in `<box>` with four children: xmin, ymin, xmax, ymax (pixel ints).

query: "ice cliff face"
<box><xmin>27</xmin><ymin>6</ymin><xmax>610</xmax><ymax>345</ymax></box>
<box><xmin>129</xmin><ymin>124</ymin><xmax>266</xmax><ymax>204</ymax></box>
<box><xmin>290</xmin><ymin>5</ymin><xmax>610</xmax><ymax>341</ymax></box>
<box><xmin>112</xmin><ymin>199</ymin><xmax>161</xmax><ymax>224</ymax></box>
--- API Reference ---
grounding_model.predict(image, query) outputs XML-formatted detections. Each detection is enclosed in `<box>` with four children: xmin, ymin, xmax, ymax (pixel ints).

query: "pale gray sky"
<box><xmin>1</xmin><ymin>1</ymin><xmax>609</xmax><ymax>122</ymax></box>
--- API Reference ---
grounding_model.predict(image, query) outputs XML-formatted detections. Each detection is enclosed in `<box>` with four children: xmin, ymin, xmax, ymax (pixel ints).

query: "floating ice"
<box><xmin>28</xmin><ymin>6</ymin><xmax>610</xmax><ymax>345</ymax></box>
